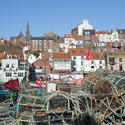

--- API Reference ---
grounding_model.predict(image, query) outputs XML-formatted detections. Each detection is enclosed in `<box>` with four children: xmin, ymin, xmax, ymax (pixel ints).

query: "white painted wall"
<box><xmin>97</xmin><ymin>31</ymin><xmax>119</xmax><ymax>43</ymax></box>
<box><xmin>71</xmin><ymin>56</ymin><xmax>105</xmax><ymax>73</ymax></box>
<box><xmin>54</xmin><ymin>59</ymin><xmax>71</xmax><ymax>72</ymax></box>
<box><xmin>71</xmin><ymin>56</ymin><xmax>85</xmax><ymax>72</ymax></box>
<box><xmin>28</xmin><ymin>54</ymin><xmax>37</xmax><ymax>64</ymax></box>
<box><xmin>23</xmin><ymin>46</ymin><xmax>30</xmax><ymax>60</ymax></box>
<box><xmin>2</xmin><ymin>59</ymin><xmax>18</xmax><ymax>70</ymax></box>
<box><xmin>0</xmin><ymin>59</ymin><xmax>25</xmax><ymax>82</ymax></box>
<box><xmin>84</xmin><ymin>60</ymin><xmax>105</xmax><ymax>73</ymax></box>
<box><xmin>78</xmin><ymin>20</ymin><xmax>93</xmax><ymax>35</ymax></box>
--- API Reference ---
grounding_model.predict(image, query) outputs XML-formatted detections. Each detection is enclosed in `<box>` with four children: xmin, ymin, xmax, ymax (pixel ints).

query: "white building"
<box><xmin>70</xmin><ymin>48</ymin><xmax>105</xmax><ymax>73</ymax></box>
<box><xmin>64</xmin><ymin>34</ymin><xmax>83</xmax><ymax>53</ymax></box>
<box><xmin>23</xmin><ymin>46</ymin><xmax>30</xmax><ymax>60</ymax></box>
<box><xmin>78</xmin><ymin>20</ymin><xmax>94</xmax><ymax>35</ymax></box>
<box><xmin>53</xmin><ymin>53</ymin><xmax>71</xmax><ymax>73</ymax></box>
<box><xmin>108</xmin><ymin>31</ymin><xmax>119</xmax><ymax>42</ymax></box>
<box><xmin>64</xmin><ymin>35</ymin><xmax>76</xmax><ymax>53</ymax></box>
<box><xmin>96</xmin><ymin>31</ymin><xmax>108</xmax><ymax>43</ymax></box>
<box><xmin>0</xmin><ymin>59</ymin><xmax>25</xmax><ymax>82</ymax></box>
<box><xmin>84</xmin><ymin>59</ymin><xmax>105</xmax><ymax>73</ymax></box>
<box><xmin>71</xmin><ymin>55</ymin><xmax>85</xmax><ymax>72</ymax></box>
<box><xmin>70</xmin><ymin>48</ymin><xmax>86</xmax><ymax>72</ymax></box>
<box><xmin>28</xmin><ymin>54</ymin><xmax>37</xmax><ymax>64</ymax></box>
<box><xmin>96</xmin><ymin>30</ymin><xmax>119</xmax><ymax>44</ymax></box>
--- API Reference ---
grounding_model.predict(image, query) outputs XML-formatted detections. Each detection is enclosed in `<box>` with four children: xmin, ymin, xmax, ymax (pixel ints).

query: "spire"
<box><xmin>26</xmin><ymin>21</ymin><xmax>30</xmax><ymax>38</ymax></box>
<box><xmin>85</xmin><ymin>48</ymin><xmax>93</xmax><ymax>60</ymax></box>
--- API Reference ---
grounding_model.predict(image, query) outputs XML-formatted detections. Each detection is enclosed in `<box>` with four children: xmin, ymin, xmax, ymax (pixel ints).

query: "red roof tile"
<box><xmin>69</xmin><ymin>48</ymin><xmax>104</xmax><ymax>60</ymax></box>
<box><xmin>64</xmin><ymin>34</ymin><xmax>82</xmax><ymax>38</ymax></box>
<box><xmin>92</xmin><ymin>52</ymin><xmax>104</xmax><ymax>60</ymax></box>
<box><xmin>53</xmin><ymin>53</ymin><xmax>71</xmax><ymax>59</ymax></box>
<box><xmin>33</xmin><ymin>59</ymin><xmax>43</xmax><ymax>67</ymax></box>
<box><xmin>0</xmin><ymin>53</ymin><xmax>6</xmax><ymax>59</ymax></box>
<box><xmin>95</xmin><ymin>31</ymin><xmax>108</xmax><ymax>34</ymax></box>
<box><xmin>5</xmin><ymin>50</ymin><xmax>24</xmax><ymax>62</ymax></box>
<box><xmin>33</xmin><ymin>58</ymin><xmax>50</xmax><ymax>67</ymax></box>
<box><xmin>69</xmin><ymin>48</ymin><xmax>87</xmax><ymax>56</ymax></box>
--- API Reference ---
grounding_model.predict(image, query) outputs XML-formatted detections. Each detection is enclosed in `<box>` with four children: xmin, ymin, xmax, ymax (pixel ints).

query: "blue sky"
<box><xmin>0</xmin><ymin>0</ymin><xmax>125</xmax><ymax>39</ymax></box>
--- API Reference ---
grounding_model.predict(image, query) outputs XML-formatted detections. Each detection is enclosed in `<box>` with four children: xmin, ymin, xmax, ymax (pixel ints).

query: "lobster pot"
<box><xmin>47</xmin><ymin>83</ymin><xmax>56</xmax><ymax>93</ymax></box>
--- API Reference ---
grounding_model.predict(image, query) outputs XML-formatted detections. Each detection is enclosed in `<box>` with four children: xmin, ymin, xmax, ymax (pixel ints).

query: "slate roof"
<box><xmin>31</xmin><ymin>37</ymin><xmax>54</xmax><ymax>40</ymax></box>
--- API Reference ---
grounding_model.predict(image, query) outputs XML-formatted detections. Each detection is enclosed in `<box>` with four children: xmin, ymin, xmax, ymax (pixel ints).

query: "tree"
<box><xmin>33</xmin><ymin>50</ymin><xmax>41</xmax><ymax>58</ymax></box>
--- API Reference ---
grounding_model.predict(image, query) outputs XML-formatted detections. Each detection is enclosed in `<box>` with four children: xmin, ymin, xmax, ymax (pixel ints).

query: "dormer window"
<box><xmin>6</xmin><ymin>64</ymin><xmax>9</xmax><ymax>68</ymax></box>
<box><xmin>7</xmin><ymin>55</ymin><xmax>12</xmax><ymax>59</ymax></box>
<box><xmin>91</xmin><ymin>60</ymin><xmax>94</xmax><ymax>64</ymax></box>
<box><xmin>18</xmin><ymin>55</ymin><xmax>20</xmax><ymax>59</ymax></box>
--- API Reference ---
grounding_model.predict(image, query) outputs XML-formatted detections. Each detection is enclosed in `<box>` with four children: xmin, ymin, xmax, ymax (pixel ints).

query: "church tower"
<box><xmin>26</xmin><ymin>21</ymin><xmax>31</xmax><ymax>38</ymax></box>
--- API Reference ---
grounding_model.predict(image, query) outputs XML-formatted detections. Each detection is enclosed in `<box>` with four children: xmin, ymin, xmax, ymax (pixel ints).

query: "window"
<box><xmin>18</xmin><ymin>55</ymin><xmax>20</xmax><ymax>59</ymax></box>
<box><xmin>109</xmin><ymin>57</ymin><xmax>115</xmax><ymax>65</ymax></box>
<box><xmin>18</xmin><ymin>73</ymin><xmax>23</xmax><ymax>77</ymax></box>
<box><xmin>81</xmin><ymin>55</ymin><xmax>84</xmax><ymax>60</ymax></box>
<box><xmin>91</xmin><ymin>66</ymin><xmax>94</xmax><ymax>69</ymax></box>
<box><xmin>6</xmin><ymin>64</ymin><xmax>9</xmax><ymax>68</ymax></box>
<box><xmin>81</xmin><ymin>51</ymin><xmax>84</xmax><ymax>53</ymax></box>
<box><xmin>35</xmin><ymin>40</ymin><xmax>38</xmax><ymax>48</ymax></box>
<box><xmin>64</xmin><ymin>59</ymin><xmax>67</xmax><ymax>62</ymax></box>
<box><xmin>81</xmin><ymin>61</ymin><xmax>84</xmax><ymax>65</ymax></box>
<box><xmin>85</xmin><ymin>36</ymin><xmax>90</xmax><ymax>40</ymax></box>
<box><xmin>49</xmin><ymin>40</ymin><xmax>52</xmax><ymax>48</ymax></box>
<box><xmin>119</xmin><ymin>58</ymin><xmax>122</xmax><ymax>62</ymax></box>
<box><xmin>6</xmin><ymin>72</ymin><xmax>12</xmax><ymax>77</ymax></box>
<box><xmin>99</xmin><ymin>60</ymin><xmax>102</xmax><ymax>64</ymax></box>
<box><xmin>91</xmin><ymin>60</ymin><xmax>94</xmax><ymax>64</ymax></box>
<box><xmin>12</xmin><ymin>64</ymin><xmax>15</xmax><ymax>68</ymax></box>
<box><xmin>85</xmin><ymin>31</ymin><xmax>90</xmax><ymax>35</ymax></box>
<box><xmin>38</xmin><ymin>66</ymin><xmax>42</xmax><ymax>69</ymax></box>
<box><xmin>73</xmin><ymin>56</ymin><xmax>76</xmax><ymax>59</ymax></box>
<box><xmin>32</xmin><ymin>40</ymin><xmax>35</xmax><ymax>48</ymax></box>
<box><xmin>44</xmin><ymin>40</ymin><xmax>46</xmax><ymax>48</ymax></box>
<box><xmin>39</xmin><ymin>40</ymin><xmax>42</xmax><ymax>48</ymax></box>
<box><xmin>7</xmin><ymin>55</ymin><xmax>12</xmax><ymax>59</ymax></box>
<box><xmin>85</xmin><ymin>41</ymin><xmax>90</xmax><ymax>45</ymax></box>
<box><xmin>111</xmin><ymin>66</ymin><xmax>113</xmax><ymax>70</ymax></box>
<box><xmin>99</xmin><ymin>66</ymin><xmax>102</xmax><ymax>69</ymax></box>
<box><xmin>42</xmin><ymin>66</ymin><xmax>46</xmax><ymax>70</ymax></box>
<box><xmin>72</xmin><ymin>51</ymin><xmax>75</xmax><ymax>53</ymax></box>
<box><xmin>119</xmin><ymin>64</ymin><xmax>123</xmax><ymax>71</ymax></box>
<box><xmin>73</xmin><ymin>67</ymin><xmax>76</xmax><ymax>71</ymax></box>
<box><xmin>72</xmin><ymin>61</ymin><xmax>76</xmax><ymax>65</ymax></box>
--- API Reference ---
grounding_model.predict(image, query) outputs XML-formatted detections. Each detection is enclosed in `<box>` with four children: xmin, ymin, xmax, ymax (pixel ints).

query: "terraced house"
<box><xmin>107</xmin><ymin>51</ymin><xmax>125</xmax><ymax>71</ymax></box>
